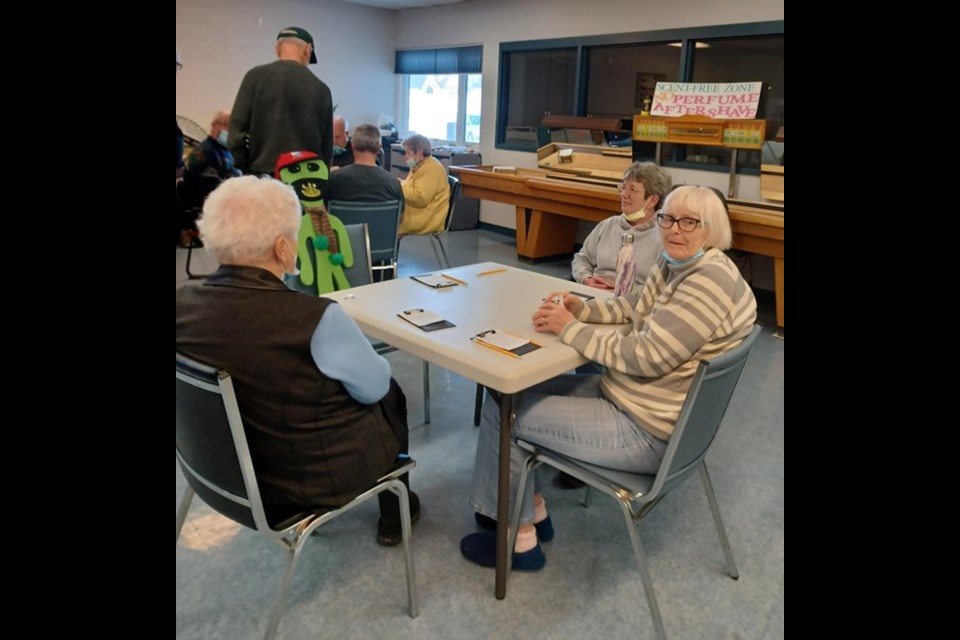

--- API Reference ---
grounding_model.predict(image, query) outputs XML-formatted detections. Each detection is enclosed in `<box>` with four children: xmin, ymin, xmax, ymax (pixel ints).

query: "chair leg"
<box><xmin>176</xmin><ymin>485</ymin><xmax>195</xmax><ymax>542</ymax></box>
<box><xmin>185</xmin><ymin>238</ymin><xmax>212</xmax><ymax>279</ymax></box>
<box><xmin>263</xmin><ymin>539</ymin><xmax>308</xmax><ymax>640</ymax></box>
<box><xmin>391</xmin><ymin>479</ymin><xmax>420</xmax><ymax>618</ymax></box>
<box><xmin>619</xmin><ymin>501</ymin><xmax>668</xmax><ymax>640</ymax></box>
<box><xmin>583</xmin><ymin>485</ymin><xmax>593</xmax><ymax>508</ymax></box>
<box><xmin>698</xmin><ymin>462</ymin><xmax>739</xmax><ymax>579</ymax></box>
<box><xmin>422</xmin><ymin>361</ymin><xmax>430</xmax><ymax>424</ymax></box>
<box><xmin>185</xmin><ymin>242</ymin><xmax>198</xmax><ymax>279</ymax></box>
<box><xmin>473</xmin><ymin>384</ymin><xmax>484</xmax><ymax>426</ymax></box>
<box><xmin>430</xmin><ymin>235</ymin><xmax>451</xmax><ymax>269</ymax></box>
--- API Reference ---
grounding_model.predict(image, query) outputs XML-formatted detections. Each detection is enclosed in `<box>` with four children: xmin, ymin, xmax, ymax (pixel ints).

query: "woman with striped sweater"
<box><xmin>461</xmin><ymin>186</ymin><xmax>757</xmax><ymax>571</ymax></box>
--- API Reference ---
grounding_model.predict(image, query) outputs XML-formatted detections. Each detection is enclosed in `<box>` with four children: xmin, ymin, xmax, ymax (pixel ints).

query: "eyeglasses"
<box><xmin>617</xmin><ymin>182</ymin><xmax>645</xmax><ymax>196</ymax></box>
<box><xmin>656</xmin><ymin>213</ymin><xmax>702</xmax><ymax>232</ymax></box>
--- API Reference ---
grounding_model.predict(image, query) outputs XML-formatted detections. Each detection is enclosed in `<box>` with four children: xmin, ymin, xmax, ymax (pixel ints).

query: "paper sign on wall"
<box><xmin>650</xmin><ymin>82</ymin><xmax>762</xmax><ymax>119</ymax></box>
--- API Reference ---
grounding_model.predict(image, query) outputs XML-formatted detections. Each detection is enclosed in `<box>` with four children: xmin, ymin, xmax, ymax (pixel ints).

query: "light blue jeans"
<box><xmin>469</xmin><ymin>374</ymin><xmax>668</xmax><ymax>525</ymax></box>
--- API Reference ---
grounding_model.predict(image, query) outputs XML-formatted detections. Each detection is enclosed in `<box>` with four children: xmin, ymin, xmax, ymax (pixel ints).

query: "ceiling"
<box><xmin>338</xmin><ymin>0</ymin><xmax>469</xmax><ymax>9</ymax></box>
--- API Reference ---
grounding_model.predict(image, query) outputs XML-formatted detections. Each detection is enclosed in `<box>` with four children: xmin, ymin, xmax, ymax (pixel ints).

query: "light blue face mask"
<box><xmin>217</xmin><ymin>129</ymin><xmax>229</xmax><ymax>146</ymax></box>
<box><xmin>333</xmin><ymin>145</ymin><xmax>346</xmax><ymax>156</ymax></box>
<box><xmin>662</xmin><ymin>248</ymin><xmax>705</xmax><ymax>266</ymax></box>
<box><xmin>280</xmin><ymin>240</ymin><xmax>300</xmax><ymax>278</ymax></box>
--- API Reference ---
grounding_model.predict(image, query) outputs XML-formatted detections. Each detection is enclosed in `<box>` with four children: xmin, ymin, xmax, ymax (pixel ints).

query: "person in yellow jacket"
<box><xmin>397</xmin><ymin>134</ymin><xmax>450</xmax><ymax>235</ymax></box>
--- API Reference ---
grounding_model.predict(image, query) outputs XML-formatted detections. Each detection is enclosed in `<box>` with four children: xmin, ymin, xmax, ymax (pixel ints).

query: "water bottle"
<box><xmin>613</xmin><ymin>232</ymin><xmax>636</xmax><ymax>297</ymax></box>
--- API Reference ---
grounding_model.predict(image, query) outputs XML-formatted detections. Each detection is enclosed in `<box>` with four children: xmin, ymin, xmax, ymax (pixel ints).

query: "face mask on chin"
<box><xmin>623</xmin><ymin>208</ymin><xmax>650</xmax><ymax>222</ymax></box>
<box><xmin>333</xmin><ymin>145</ymin><xmax>346</xmax><ymax>156</ymax></box>
<box><xmin>661</xmin><ymin>247</ymin><xmax>705</xmax><ymax>266</ymax></box>
<box><xmin>405</xmin><ymin>157</ymin><xmax>420</xmax><ymax>169</ymax></box>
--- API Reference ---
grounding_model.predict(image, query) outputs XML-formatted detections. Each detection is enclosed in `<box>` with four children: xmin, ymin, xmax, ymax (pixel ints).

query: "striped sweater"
<box><xmin>559</xmin><ymin>248</ymin><xmax>757</xmax><ymax>440</ymax></box>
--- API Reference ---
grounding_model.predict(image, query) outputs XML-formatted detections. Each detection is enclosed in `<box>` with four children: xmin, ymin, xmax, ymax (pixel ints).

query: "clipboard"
<box><xmin>471</xmin><ymin>329</ymin><xmax>541</xmax><ymax>358</ymax></box>
<box><xmin>397</xmin><ymin>308</ymin><xmax>455</xmax><ymax>332</ymax></box>
<box><xmin>411</xmin><ymin>274</ymin><xmax>458</xmax><ymax>288</ymax></box>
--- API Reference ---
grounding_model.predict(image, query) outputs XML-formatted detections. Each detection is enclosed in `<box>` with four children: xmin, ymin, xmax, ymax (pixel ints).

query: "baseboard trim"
<box><xmin>476</xmin><ymin>222</ymin><xmax>516</xmax><ymax>238</ymax></box>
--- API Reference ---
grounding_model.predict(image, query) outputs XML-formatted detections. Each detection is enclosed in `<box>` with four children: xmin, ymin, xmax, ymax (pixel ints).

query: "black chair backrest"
<box><xmin>176</xmin><ymin>353</ymin><xmax>258</xmax><ymax>529</ymax></box>
<box><xmin>327</xmin><ymin>200</ymin><xmax>402</xmax><ymax>264</ymax></box>
<box><xmin>444</xmin><ymin>174</ymin><xmax>462</xmax><ymax>233</ymax></box>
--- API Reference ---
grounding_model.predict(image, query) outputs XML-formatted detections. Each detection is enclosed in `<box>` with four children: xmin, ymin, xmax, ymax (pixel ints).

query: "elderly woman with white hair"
<box><xmin>176</xmin><ymin>176</ymin><xmax>420</xmax><ymax>547</ymax></box>
<box><xmin>461</xmin><ymin>185</ymin><xmax>757</xmax><ymax>571</ymax></box>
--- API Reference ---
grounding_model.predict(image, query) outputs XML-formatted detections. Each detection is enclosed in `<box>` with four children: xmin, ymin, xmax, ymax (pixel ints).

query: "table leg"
<box><xmin>774</xmin><ymin>257</ymin><xmax>784</xmax><ymax>328</ymax></box>
<box><xmin>495</xmin><ymin>392</ymin><xmax>513</xmax><ymax>599</ymax></box>
<box><xmin>514</xmin><ymin>207</ymin><xmax>528</xmax><ymax>255</ymax></box>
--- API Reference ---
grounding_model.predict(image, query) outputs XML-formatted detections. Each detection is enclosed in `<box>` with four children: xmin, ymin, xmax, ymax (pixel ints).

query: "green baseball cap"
<box><xmin>277</xmin><ymin>27</ymin><xmax>317</xmax><ymax>64</ymax></box>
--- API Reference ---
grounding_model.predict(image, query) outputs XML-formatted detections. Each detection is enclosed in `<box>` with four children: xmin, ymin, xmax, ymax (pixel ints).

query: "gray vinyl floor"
<box><xmin>176</xmin><ymin>228</ymin><xmax>784</xmax><ymax>640</ymax></box>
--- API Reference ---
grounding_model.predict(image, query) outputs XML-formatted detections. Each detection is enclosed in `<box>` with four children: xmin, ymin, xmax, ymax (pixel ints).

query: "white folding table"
<box><xmin>326</xmin><ymin>262</ymin><xmax>610</xmax><ymax>598</ymax></box>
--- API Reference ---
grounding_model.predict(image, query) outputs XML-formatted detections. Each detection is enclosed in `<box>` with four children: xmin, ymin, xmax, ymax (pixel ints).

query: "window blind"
<box><xmin>395</xmin><ymin>46</ymin><xmax>482</xmax><ymax>74</ymax></box>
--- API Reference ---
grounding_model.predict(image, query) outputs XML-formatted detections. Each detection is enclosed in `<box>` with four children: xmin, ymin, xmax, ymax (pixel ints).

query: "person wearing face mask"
<box><xmin>571</xmin><ymin>162</ymin><xmax>672</xmax><ymax>292</ymax></box>
<box><xmin>397</xmin><ymin>134</ymin><xmax>450</xmax><ymax>236</ymax></box>
<box><xmin>178</xmin><ymin>110</ymin><xmax>243</xmax><ymax>246</ymax></box>
<box><xmin>177</xmin><ymin>176</ymin><xmax>422</xmax><ymax>547</ymax></box>
<box><xmin>331</xmin><ymin>116</ymin><xmax>355</xmax><ymax>170</ymax></box>
<box><xmin>461</xmin><ymin>186</ymin><xmax>756</xmax><ymax>571</ymax></box>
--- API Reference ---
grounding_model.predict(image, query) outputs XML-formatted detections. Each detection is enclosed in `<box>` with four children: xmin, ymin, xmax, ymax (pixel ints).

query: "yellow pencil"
<box><xmin>502</xmin><ymin>329</ymin><xmax>542</xmax><ymax>348</ymax></box>
<box><xmin>476</xmin><ymin>268</ymin><xmax>507</xmax><ymax>276</ymax></box>
<box><xmin>472</xmin><ymin>339</ymin><xmax>521</xmax><ymax>358</ymax></box>
<box><xmin>440</xmin><ymin>273</ymin><xmax>468</xmax><ymax>286</ymax></box>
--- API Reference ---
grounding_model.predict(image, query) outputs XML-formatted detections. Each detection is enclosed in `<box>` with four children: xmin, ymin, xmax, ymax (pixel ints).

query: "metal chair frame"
<box><xmin>176</xmin><ymin>354</ymin><xmax>419</xmax><ymax>639</ymax></box>
<box><xmin>509</xmin><ymin>325</ymin><xmax>762</xmax><ymax>640</ymax></box>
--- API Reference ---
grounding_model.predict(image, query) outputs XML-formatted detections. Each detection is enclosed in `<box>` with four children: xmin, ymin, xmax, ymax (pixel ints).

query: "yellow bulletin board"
<box><xmin>632</xmin><ymin>114</ymin><xmax>765</xmax><ymax>150</ymax></box>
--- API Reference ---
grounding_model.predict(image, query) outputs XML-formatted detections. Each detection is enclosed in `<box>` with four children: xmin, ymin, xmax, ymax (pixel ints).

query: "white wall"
<box><xmin>176</xmin><ymin>0</ymin><xmax>397</xmax><ymax>137</ymax></box>
<box><xmin>395</xmin><ymin>0</ymin><xmax>784</xmax><ymax>228</ymax></box>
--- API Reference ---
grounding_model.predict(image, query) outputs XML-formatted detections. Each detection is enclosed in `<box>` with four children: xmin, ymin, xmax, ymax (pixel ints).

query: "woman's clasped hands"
<box><xmin>532</xmin><ymin>291</ymin><xmax>582</xmax><ymax>334</ymax></box>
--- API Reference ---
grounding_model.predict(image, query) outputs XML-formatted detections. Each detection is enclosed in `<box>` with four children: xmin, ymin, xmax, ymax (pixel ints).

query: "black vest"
<box><xmin>177</xmin><ymin>265</ymin><xmax>400</xmax><ymax>511</ymax></box>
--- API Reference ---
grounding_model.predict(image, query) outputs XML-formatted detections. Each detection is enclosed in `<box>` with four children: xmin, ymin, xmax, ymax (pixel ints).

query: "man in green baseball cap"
<box><xmin>228</xmin><ymin>25</ymin><xmax>332</xmax><ymax>175</ymax></box>
<box><xmin>276</xmin><ymin>26</ymin><xmax>317</xmax><ymax>64</ymax></box>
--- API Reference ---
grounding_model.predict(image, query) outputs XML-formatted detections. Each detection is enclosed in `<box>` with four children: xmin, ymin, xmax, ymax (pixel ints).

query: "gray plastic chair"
<box><xmin>176</xmin><ymin>353</ymin><xmax>419</xmax><ymax>639</ymax></box>
<box><xmin>510</xmin><ymin>325</ymin><xmax>762</xmax><ymax>640</ymax></box>
<box><xmin>398</xmin><ymin>174</ymin><xmax>460</xmax><ymax>269</ymax></box>
<box><xmin>328</xmin><ymin>199</ymin><xmax>403</xmax><ymax>280</ymax></box>
<box><xmin>341</xmin><ymin>223</ymin><xmax>433</xmax><ymax>424</ymax></box>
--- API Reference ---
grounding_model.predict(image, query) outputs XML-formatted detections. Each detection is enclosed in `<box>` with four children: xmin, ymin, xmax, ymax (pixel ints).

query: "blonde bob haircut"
<box><xmin>197</xmin><ymin>176</ymin><xmax>301</xmax><ymax>265</ymax></box>
<box><xmin>661</xmin><ymin>185</ymin><xmax>732</xmax><ymax>250</ymax></box>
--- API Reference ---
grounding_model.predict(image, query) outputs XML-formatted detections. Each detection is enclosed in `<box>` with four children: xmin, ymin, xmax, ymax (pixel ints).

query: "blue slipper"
<box><xmin>460</xmin><ymin>531</ymin><xmax>545</xmax><ymax>571</ymax></box>
<box><xmin>474</xmin><ymin>512</ymin><xmax>555</xmax><ymax>542</ymax></box>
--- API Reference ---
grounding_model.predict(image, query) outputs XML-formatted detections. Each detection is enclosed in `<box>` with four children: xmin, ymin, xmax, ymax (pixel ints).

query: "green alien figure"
<box><xmin>274</xmin><ymin>151</ymin><xmax>354</xmax><ymax>294</ymax></box>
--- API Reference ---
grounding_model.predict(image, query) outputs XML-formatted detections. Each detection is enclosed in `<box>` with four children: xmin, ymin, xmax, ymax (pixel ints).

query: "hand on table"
<box><xmin>583</xmin><ymin>275</ymin><xmax>614</xmax><ymax>290</ymax></box>
<box><xmin>532</xmin><ymin>291</ymin><xmax>581</xmax><ymax>334</ymax></box>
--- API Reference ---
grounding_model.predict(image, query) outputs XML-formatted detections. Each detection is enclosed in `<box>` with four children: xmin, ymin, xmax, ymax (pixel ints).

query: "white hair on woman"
<box><xmin>198</xmin><ymin>176</ymin><xmax>301</xmax><ymax>265</ymax></box>
<box><xmin>661</xmin><ymin>185</ymin><xmax>732</xmax><ymax>250</ymax></box>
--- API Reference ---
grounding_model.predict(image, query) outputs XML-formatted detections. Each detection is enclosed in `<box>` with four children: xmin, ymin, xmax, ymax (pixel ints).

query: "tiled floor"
<box><xmin>176</xmin><ymin>228</ymin><xmax>784</xmax><ymax>639</ymax></box>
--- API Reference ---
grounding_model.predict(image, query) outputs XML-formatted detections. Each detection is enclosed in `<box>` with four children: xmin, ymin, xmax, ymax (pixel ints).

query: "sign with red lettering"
<box><xmin>650</xmin><ymin>82</ymin><xmax>762</xmax><ymax>119</ymax></box>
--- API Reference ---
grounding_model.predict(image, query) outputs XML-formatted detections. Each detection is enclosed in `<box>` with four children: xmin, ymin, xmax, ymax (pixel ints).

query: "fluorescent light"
<box><xmin>668</xmin><ymin>42</ymin><xmax>711</xmax><ymax>49</ymax></box>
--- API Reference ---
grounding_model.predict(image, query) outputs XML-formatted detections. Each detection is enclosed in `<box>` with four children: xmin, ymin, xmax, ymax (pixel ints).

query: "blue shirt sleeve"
<box><xmin>310</xmin><ymin>304</ymin><xmax>391</xmax><ymax>404</ymax></box>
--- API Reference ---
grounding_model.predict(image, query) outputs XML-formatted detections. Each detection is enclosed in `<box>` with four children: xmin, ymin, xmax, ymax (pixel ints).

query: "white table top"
<box><xmin>324</xmin><ymin>262</ymin><xmax>611</xmax><ymax>394</ymax></box>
